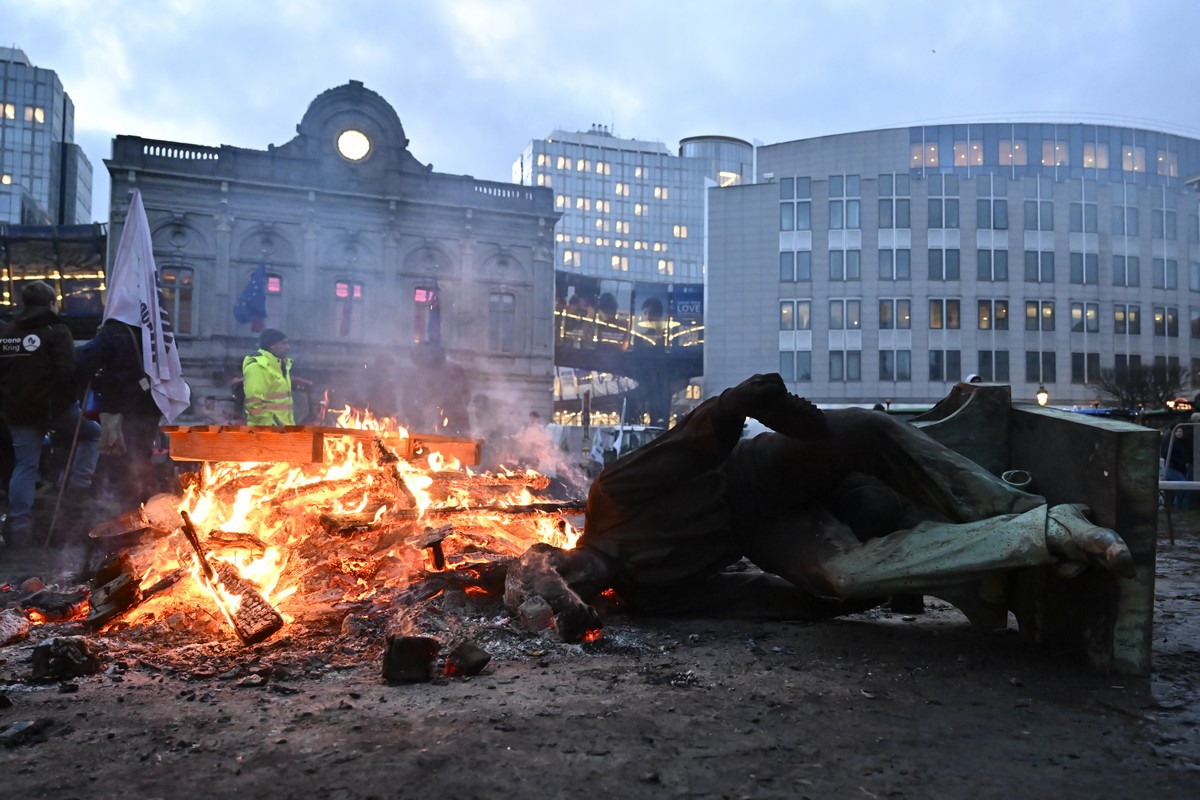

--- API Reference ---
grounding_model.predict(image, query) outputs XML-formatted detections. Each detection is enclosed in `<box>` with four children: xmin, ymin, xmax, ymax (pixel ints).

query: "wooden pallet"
<box><xmin>161</xmin><ymin>425</ymin><xmax>482</xmax><ymax>466</ymax></box>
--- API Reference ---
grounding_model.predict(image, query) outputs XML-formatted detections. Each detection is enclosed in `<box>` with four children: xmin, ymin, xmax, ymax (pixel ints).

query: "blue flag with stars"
<box><xmin>234</xmin><ymin>261</ymin><xmax>267</xmax><ymax>330</ymax></box>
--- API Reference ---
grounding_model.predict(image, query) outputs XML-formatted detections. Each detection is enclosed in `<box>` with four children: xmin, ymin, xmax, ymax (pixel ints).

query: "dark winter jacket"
<box><xmin>76</xmin><ymin>319</ymin><xmax>161</xmax><ymax>418</ymax></box>
<box><xmin>0</xmin><ymin>306</ymin><xmax>79</xmax><ymax>426</ymax></box>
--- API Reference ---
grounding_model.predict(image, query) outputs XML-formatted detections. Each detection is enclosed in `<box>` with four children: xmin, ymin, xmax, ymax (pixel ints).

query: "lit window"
<box><xmin>0</xmin><ymin>174</ymin><xmax>10</xmax><ymax>185</ymax></box>
<box><xmin>555</xmin><ymin>194</ymin><xmax>566</xmax><ymax>208</ymax></box>
<box><xmin>1041</xmin><ymin>141</ymin><xmax>1068</xmax><ymax>167</ymax></box>
<box><xmin>537</xmin><ymin>154</ymin><xmax>547</xmax><ymax>167</ymax></box>
<box><xmin>634</xmin><ymin>203</ymin><xmax>644</xmax><ymax>216</ymax></box>
<box><xmin>611</xmin><ymin>255</ymin><xmax>628</xmax><ymax>271</ymax></box>
<box><xmin>161</xmin><ymin>267</ymin><xmax>194</xmax><ymax>335</ymax></box>
<box><xmin>673</xmin><ymin>225</ymin><xmax>688</xmax><ymax>238</ymax></box>
<box><xmin>999</xmin><ymin>140</ymin><xmax>1027</xmax><ymax>166</ymax></box>
<box><xmin>911</xmin><ymin>143</ymin><xmax>938</xmax><ymax>168</ymax></box>
<box><xmin>635</xmin><ymin>166</ymin><xmax>643</xmax><ymax>178</ymax></box>
<box><xmin>657</xmin><ymin>258</ymin><xmax>674</xmax><ymax>275</ymax></box>
<box><xmin>1083</xmin><ymin>142</ymin><xmax>1109</xmax><ymax>168</ymax></box>
<box><xmin>953</xmin><ymin>141</ymin><xmax>982</xmax><ymax>167</ymax></box>
<box><xmin>557</xmin><ymin>156</ymin><xmax>568</xmax><ymax>170</ymax></box>
<box><xmin>1157</xmin><ymin>149</ymin><xmax>1179</xmax><ymax>177</ymax></box>
<box><xmin>1122</xmin><ymin>146</ymin><xmax>1146</xmax><ymax>172</ymax></box>
<box><xmin>1</xmin><ymin>103</ymin><xmax>13</xmax><ymax>119</ymax></box>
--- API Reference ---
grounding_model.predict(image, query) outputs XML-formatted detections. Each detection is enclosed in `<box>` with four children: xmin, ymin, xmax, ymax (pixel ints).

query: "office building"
<box><xmin>707</xmin><ymin>122</ymin><xmax>1200</xmax><ymax>407</ymax></box>
<box><xmin>0</xmin><ymin>47</ymin><xmax>92</xmax><ymax>225</ymax></box>
<box><xmin>513</xmin><ymin>127</ymin><xmax>751</xmax><ymax>421</ymax></box>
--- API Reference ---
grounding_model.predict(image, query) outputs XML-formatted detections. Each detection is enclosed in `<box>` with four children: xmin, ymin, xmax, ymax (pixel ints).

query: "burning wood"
<box><xmin>54</xmin><ymin>412</ymin><xmax>585</xmax><ymax>674</ymax></box>
<box><xmin>179</xmin><ymin>511</ymin><xmax>284</xmax><ymax>646</ymax></box>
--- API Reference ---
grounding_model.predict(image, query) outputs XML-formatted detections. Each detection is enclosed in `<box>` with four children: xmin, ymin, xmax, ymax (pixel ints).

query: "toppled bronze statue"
<box><xmin>505</xmin><ymin>374</ymin><xmax>1134</xmax><ymax>640</ymax></box>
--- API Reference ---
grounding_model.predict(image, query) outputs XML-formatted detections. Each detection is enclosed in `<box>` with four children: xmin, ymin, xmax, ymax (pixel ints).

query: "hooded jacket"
<box><xmin>0</xmin><ymin>305</ymin><xmax>79</xmax><ymax>426</ymax></box>
<box><xmin>242</xmin><ymin>348</ymin><xmax>294</xmax><ymax>425</ymax></box>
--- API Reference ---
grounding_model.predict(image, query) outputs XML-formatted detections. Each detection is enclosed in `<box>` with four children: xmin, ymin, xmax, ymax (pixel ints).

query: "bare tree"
<box><xmin>1094</xmin><ymin>362</ymin><xmax>1190</xmax><ymax>409</ymax></box>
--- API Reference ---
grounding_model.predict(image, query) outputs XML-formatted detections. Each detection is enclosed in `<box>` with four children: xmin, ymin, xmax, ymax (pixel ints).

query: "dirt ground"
<box><xmin>2</xmin><ymin>513</ymin><xmax>1199</xmax><ymax>799</ymax></box>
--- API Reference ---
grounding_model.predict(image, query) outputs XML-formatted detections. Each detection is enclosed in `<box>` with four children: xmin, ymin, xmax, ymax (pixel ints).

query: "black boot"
<box><xmin>718</xmin><ymin>373</ymin><xmax>829</xmax><ymax>439</ymax></box>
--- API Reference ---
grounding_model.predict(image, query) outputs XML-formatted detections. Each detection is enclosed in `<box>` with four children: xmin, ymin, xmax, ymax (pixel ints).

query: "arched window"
<box><xmin>161</xmin><ymin>266</ymin><xmax>194</xmax><ymax>335</ymax></box>
<box><xmin>334</xmin><ymin>279</ymin><xmax>363</xmax><ymax>338</ymax></box>
<box><xmin>488</xmin><ymin>292</ymin><xmax>515</xmax><ymax>353</ymax></box>
<box><xmin>413</xmin><ymin>285</ymin><xmax>441</xmax><ymax>344</ymax></box>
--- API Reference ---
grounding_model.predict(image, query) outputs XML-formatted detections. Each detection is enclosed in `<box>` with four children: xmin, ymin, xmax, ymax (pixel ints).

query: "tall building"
<box><xmin>0</xmin><ymin>47</ymin><xmax>92</xmax><ymax>225</ymax></box>
<box><xmin>707</xmin><ymin>122</ymin><xmax>1200</xmax><ymax>407</ymax></box>
<box><xmin>513</xmin><ymin>127</ymin><xmax>751</xmax><ymax>422</ymax></box>
<box><xmin>105</xmin><ymin>81</ymin><xmax>557</xmax><ymax>428</ymax></box>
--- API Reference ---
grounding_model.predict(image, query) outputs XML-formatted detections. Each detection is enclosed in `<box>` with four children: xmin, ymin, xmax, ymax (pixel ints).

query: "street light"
<box><xmin>1036</xmin><ymin>385</ymin><xmax>1049</xmax><ymax>406</ymax></box>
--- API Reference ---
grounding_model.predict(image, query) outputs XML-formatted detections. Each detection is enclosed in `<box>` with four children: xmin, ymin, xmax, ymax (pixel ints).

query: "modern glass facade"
<box><xmin>514</xmin><ymin>127</ymin><xmax>751</xmax><ymax>417</ymax></box>
<box><xmin>706</xmin><ymin>122</ymin><xmax>1200</xmax><ymax>407</ymax></box>
<box><xmin>0</xmin><ymin>47</ymin><xmax>92</xmax><ymax>226</ymax></box>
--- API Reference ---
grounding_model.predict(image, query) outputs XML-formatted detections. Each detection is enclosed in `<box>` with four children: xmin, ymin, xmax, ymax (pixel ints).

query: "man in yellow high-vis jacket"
<box><xmin>242</xmin><ymin>328</ymin><xmax>295</xmax><ymax>425</ymax></box>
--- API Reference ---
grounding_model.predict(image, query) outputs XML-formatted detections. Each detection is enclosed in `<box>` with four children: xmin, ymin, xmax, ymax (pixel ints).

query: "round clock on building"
<box><xmin>336</xmin><ymin>129</ymin><xmax>371</xmax><ymax>161</ymax></box>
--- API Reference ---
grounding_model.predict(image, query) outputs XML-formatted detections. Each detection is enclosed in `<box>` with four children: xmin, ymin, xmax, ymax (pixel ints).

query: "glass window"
<box><xmin>928</xmin><ymin>249</ymin><xmax>960</xmax><ymax>281</ymax></box>
<box><xmin>1026</xmin><ymin>300</ymin><xmax>1055</xmax><ymax>331</ymax></box>
<box><xmin>796</xmin><ymin>252</ymin><xmax>812</xmax><ymax>281</ymax></box>
<box><xmin>334</xmin><ymin>279</ymin><xmax>364</xmax><ymax>338</ymax></box>
<box><xmin>1083</xmin><ymin>142</ymin><xmax>1109</xmax><ymax>169</ymax></box>
<box><xmin>1069</xmin><ymin>253</ymin><xmax>1099</xmax><ymax>285</ymax></box>
<box><xmin>913</xmin><ymin>142</ymin><xmax>938</xmax><ymax>168</ymax></box>
<box><xmin>413</xmin><ymin>285</ymin><xmax>441</xmax><ymax>343</ymax></box>
<box><xmin>1042</xmin><ymin>141</ymin><xmax>1068</xmax><ymax>167</ymax></box>
<box><xmin>779</xmin><ymin>350</ymin><xmax>795</xmax><ymax>382</ymax></box>
<box><xmin>780</xmin><ymin>301</ymin><xmax>795</xmax><ymax>330</ymax></box>
<box><xmin>1157</xmin><ymin>150</ymin><xmax>1179</xmax><ymax>177</ymax></box>
<box><xmin>999</xmin><ymin>139</ymin><xmax>1027</xmax><ymax>166</ymax></box>
<box><xmin>161</xmin><ymin>267</ymin><xmax>194</xmax><ymax>336</ymax></box>
<box><xmin>1070</xmin><ymin>302</ymin><xmax>1099</xmax><ymax>333</ymax></box>
<box><xmin>978</xmin><ymin>299</ymin><xmax>1008</xmax><ymax>330</ymax></box>
<box><xmin>1114</xmin><ymin>304</ymin><xmax>1140</xmax><ymax>335</ymax></box>
<box><xmin>977</xmin><ymin>250</ymin><xmax>1008</xmax><ymax>281</ymax></box>
<box><xmin>1122</xmin><ymin>146</ymin><xmax>1146</xmax><ymax>172</ymax></box>
<box><xmin>488</xmin><ymin>292</ymin><xmax>516</xmax><ymax>353</ymax></box>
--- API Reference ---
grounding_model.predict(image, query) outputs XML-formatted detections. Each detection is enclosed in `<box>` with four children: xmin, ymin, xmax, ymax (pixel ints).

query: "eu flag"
<box><xmin>234</xmin><ymin>261</ymin><xmax>267</xmax><ymax>331</ymax></box>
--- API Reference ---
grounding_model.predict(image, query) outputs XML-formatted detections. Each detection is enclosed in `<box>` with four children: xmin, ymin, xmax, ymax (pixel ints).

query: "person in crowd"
<box><xmin>1161</xmin><ymin>415</ymin><xmax>1198</xmax><ymax>510</ymax></box>
<box><xmin>0</xmin><ymin>281</ymin><xmax>100</xmax><ymax>543</ymax></box>
<box><xmin>242</xmin><ymin>328</ymin><xmax>296</xmax><ymax>426</ymax></box>
<box><xmin>505</xmin><ymin>374</ymin><xmax>1134</xmax><ymax>639</ymax></box>
<box><xmin>76</xmin><ymin>316</ymin><xmax>165</xmax><ymax>510</ymax></box>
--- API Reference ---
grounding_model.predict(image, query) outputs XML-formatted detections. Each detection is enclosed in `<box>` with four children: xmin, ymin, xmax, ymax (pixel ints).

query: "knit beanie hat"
<box><xmin>259</xmin><ymin>328</ymin><xmax>288</xmax><ymax>349</ymax></box>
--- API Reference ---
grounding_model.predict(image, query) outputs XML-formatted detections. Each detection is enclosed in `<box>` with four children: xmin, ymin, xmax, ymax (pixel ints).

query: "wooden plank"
<box><xmin>165</xmin><ymin>425</ymin><xmax>482</xmax><ymax>465</ymax></box>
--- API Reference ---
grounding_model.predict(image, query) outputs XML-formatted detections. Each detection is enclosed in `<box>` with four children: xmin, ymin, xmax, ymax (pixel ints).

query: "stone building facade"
<box><xmin>105</xmin><ymin>81</ymin><xmax>557</xmax><ymax>430</ymax></box>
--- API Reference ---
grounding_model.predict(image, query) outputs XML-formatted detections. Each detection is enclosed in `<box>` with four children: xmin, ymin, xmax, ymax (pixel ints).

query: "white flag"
<box><xmin>104</xmin><ymin>189</ymin><xmax>191</xmax><ymax>423</ymax></box>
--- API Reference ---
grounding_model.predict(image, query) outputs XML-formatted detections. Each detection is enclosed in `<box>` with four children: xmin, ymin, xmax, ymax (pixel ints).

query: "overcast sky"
<box><xmin>5</xmin><ymin>0</ymin><xmax>1200</xmax><ymax>223</ymax></box>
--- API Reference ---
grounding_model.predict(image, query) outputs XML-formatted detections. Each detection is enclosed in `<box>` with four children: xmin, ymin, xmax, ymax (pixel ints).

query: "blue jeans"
<box><xmin>7</xmin><ymin>403</ymin><xmax>100</xmax><ymax>535</ymax></box>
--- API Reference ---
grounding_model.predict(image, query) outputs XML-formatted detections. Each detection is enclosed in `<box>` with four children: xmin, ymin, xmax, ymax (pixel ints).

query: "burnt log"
<box><xmin>445</xmin><ymin>639</ymin><xmax>491</xmax><ymax>677</ymax></box>
<box><xmin>503</xmin><ymin>543</ymin><xmax>601</xmax><ymax>643</ymax></box>
<box><xmin>31</xmin><ymin>636</ymin><xmax>100</xmax><ymax>679</ymax></box>
<box><xmin>381</xmin><ymin>636</ymin><xmax>440</xmax><ymax>683</ymax></box>
<box><xmin>180</xmin><ymin>511</ymin><xmax>283</xmax><ymax>646</ymax></box>
<box><xmin>209</xmin><ymin>561</ymin><xmax>285</xmax><ymax>646</ymax></box>
<box><xmin>86</xmin><ymin>554</ymin><xmax>144</xmax><ymax>630</ymax></box>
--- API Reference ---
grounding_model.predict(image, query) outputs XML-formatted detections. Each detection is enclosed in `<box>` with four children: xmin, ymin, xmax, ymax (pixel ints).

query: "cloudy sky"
<box><xmin>5</xmin><ymin>0</ymin><xmax>1200</xmax><ymax>222</ymax></box>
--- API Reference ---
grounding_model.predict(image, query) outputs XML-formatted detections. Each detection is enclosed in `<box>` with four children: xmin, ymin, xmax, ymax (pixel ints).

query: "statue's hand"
<box><xmin>1045</xmin><ymin>504</ymin><xmax>1135</xmax><ymax>579</ymax></box>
